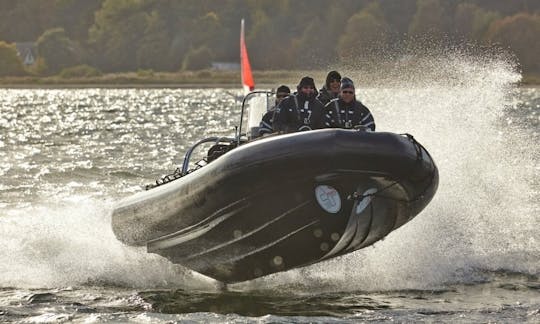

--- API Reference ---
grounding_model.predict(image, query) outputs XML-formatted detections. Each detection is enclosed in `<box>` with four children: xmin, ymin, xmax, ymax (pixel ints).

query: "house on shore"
<box><xmin>15</xmin><ymin>42</ymin><xmax>37</xmax><ymax>66</ymax></box>
<box><xmin>211</xmin><ymin>62</ymin><xmax>240</xmax><ymax>71</ymax></box>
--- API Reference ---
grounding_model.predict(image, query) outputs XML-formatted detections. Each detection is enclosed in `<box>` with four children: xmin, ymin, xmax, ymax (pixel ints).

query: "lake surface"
<box><xmin>0</xmin><ymin>61</ymin><xmax>539</xmax><ymax>322</ymax></box>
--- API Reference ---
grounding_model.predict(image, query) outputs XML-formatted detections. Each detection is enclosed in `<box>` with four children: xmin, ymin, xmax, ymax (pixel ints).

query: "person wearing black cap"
<box><xmin>324</xmin><ymin>77</ymin><xmax>375</xmax><ymax>131</ymax></box>
<box><xmin>273</xmin><ymin>76</ymin><xmax>325</xmax><ymax>133</ymax></box>
<box><xmin>317</xmin><ymin>71</ymin><xmax>341</xmax><ymax>105</ymax></box>
<box><xmin>258</xmin><ymin>85</ymin><xmax>291</xmax><ymax>136</ymax></box>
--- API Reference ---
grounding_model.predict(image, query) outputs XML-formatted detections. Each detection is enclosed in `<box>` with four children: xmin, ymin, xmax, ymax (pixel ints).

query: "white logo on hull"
<box><xmin>315</xmin><ymin>185</ymin><xmax>341</xmax><ymax>213</ymax></box>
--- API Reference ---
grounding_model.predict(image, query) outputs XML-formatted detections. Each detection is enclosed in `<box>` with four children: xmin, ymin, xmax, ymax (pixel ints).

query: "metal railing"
<box><xmin>237</xmin><ymin>91</ymin><xmax>274</xmax><ymax>146</ymax></box>
<box><xmin>171</xmin><ymin>91</ymin><xmax>274</xmax><ymax>182</ymax></box>
<box><xmin>180</xmin><ymin>136</ymin><xmax>237</xmax><ymax>175</ymax></box>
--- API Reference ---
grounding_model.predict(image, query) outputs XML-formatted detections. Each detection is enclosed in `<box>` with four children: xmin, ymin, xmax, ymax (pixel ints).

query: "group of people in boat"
<box><xmin>257</xmin><ymin>71</ymin><xmax>375</xmax><ymax>137</ymax></box>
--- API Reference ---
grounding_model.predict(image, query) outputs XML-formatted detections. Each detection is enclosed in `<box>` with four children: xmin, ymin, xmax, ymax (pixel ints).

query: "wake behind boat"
<box><xmin>111</xmin><ymin>96</ymin><xmax>438</xmax><ymax>283</ymax></box>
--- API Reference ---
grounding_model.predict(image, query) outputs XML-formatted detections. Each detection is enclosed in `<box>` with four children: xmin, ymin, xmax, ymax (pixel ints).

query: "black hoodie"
<box><xmin>273</xmin><ymin>91</ymin><xmax>325</xmax><ymax>133</ymax></box>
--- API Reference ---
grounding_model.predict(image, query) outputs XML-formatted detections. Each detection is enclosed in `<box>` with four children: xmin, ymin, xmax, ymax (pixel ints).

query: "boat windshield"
<box><xmin>239</xmin><ymin>91</ymin><xmax>273</xmax><ymax>141</ymax></box>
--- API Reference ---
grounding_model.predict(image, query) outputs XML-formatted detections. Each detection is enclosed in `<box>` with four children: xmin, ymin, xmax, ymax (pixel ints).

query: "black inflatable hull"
<box><xmin>112</xmin><ymin>129</ymin><xmax>438</xmax><ymax>283</ymax></box>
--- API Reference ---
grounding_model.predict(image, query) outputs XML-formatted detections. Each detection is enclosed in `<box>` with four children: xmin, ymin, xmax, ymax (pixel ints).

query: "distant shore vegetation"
<box><xmin>1</xmin><ymin>69</ymin><xmax>538</xmax><ymax>88</ymax></box>
<box><xmin>0</xmin><ymin>0</ymin><xmax>539</xmax><ymax>85</ymax></box>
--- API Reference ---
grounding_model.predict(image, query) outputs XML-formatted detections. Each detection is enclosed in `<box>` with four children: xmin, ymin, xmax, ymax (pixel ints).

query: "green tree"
<box><xmin>247</xmin><ymin>9</ymin><xmax>288</xmax><ymax>69</ymax></box>
<box><xmin>0</xmin><ymin>41</ymin><xmax>26</xmax><ymax>76</ymax></box>
<box><xmin>0</xmin><ymin>0</ymin><xmax>56</xmax><ymax>42</ymax></box>
<box><xmin>214</xmin><ymin>0</ymin><xmax>251</xmax><ymax>61</ymax></box>
<box><xmin>289</xmin><ymin>5</ymin><xmax>351</xmax><ymax>68</ymax></box>
<box><xmin>136</xmin><ymin>10</ymin><xmax>172</xmax><ymax>71</ymax></box>
<box><xmin>486</xmin><ymin>13</ymin><xmax>540</xmax><ymax>72</ymax></box>
<box><xmin>454</xmin><ymin>3</ymin><xmax>501</xmax><ymax>41</ymax></box>
<box><xmin>408</xmin><ymin>0</ymin><xmax>450</xmax><ymax>38</ymax></box>
<box><xmin>54</xmin><ymin>0</ymin><xmax>104</xmax><ymax>41</ymax></box>
<box><xmin>4</xmin><ymin>0</ymin><xmax>540</xmax><ymax>74</ymax></box>
<box><xmin>190</xmin><ymin>11</ymin><xmax>226</xmax><ymax>67</ymax></box>
<box><xmin>338</xmin><ymin>3</ymin><xmax>391</xmax><ymax>61</ymax></box>
<box><xmin>378</xmin><ymin>0</ymin><xmax>417</xmax><ymax>37</ymax></box>
<box><xmin>36</xmin><ymin>27</ymin><xmax>85</xmax><ymax>75</ymax></box>
<box><xmin>192</xmin><ymin>12</ymin><xmax>222</xmax><ymax>49</ymax></box>
<box><xmin>89</xmin><ymin>0</ymin><xmax>150</xmax><ymax>71</ymax></box>
<box><xmin>181</xmin><ymin>45</ymin><xmax>213</xmax><ymax>70</ymax></box>
<box><xmin>473</xmin><ymin>0</ymin><xmax>540</xmax><ymax>16</ymax></box>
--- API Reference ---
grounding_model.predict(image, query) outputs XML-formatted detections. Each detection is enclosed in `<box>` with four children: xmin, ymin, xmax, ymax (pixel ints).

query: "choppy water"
<box><xmin>1</xmin><ymin>55</ymin><xmax>539</xmax><ymax>322</ymax></box>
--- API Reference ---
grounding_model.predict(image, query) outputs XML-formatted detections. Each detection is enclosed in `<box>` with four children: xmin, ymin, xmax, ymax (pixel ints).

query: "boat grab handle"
<box><xmin>181</xmin><ymin>137</ymin><xmax>236</xmax><ymax>175</ymax></box>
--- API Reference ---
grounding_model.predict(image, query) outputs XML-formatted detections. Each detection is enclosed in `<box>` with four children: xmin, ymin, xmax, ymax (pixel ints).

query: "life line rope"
<box><xmin>347</xmin><ymin>133</ymin><xmax>436</xmax><ymax>204</ymax></box>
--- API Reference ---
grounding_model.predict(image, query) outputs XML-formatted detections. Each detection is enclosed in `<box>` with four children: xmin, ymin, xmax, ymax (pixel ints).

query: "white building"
<box><xmin>15</xmin><ymin>42</ymin><xmax>37</xmax><ymax>65</ymax></box>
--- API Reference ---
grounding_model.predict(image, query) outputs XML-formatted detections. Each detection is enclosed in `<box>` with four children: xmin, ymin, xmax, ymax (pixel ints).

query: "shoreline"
<box><xmin>0</xmin><ymin>83</ymin><xmax>245</xmax><ymax>89</ymax></box>
<box><xmin>0</xmin><ymin>70</ymin><xmax>538</xmax><ymax>88</ymax></box>
<box><xmin>1</xmin><ymin>82</ymin><xmax>538</xmax><ymax>89</ymax></box>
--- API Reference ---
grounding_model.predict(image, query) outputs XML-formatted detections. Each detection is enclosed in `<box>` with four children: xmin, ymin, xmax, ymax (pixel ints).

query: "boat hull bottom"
<box><xmin>147</xmin><ymin>175</ymin><xmax>420</xmax><ymax>283</ymax></box>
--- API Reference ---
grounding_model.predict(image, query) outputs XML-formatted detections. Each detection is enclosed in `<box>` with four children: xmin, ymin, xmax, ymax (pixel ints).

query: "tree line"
<box><xmin>0</xmin><ymin>0</ymin><xmax>539</xmax><ymax>77</ymax></box>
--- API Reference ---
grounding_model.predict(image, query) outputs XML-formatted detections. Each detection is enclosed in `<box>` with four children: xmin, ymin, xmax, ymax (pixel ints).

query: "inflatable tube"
<box><xmin>112</xmin><ymin>129</ymin><xmax>438</xmax><ymax>283</ymax></box>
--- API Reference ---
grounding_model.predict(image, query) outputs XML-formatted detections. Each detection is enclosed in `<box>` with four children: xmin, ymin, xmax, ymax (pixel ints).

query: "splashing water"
<box><xmin>0</xmin><ymin>199</ymin><xmax>221</xmax><ymax>290</ymax></box>
<box><xmin>235</xmin><ymin>49</ymin><xmax>538</xmax><ymax>292</ymax></box>
<box><xmin>0</xmin><ymin>49</ymin><xmax>537</xmax><ymax>294</ymax></box>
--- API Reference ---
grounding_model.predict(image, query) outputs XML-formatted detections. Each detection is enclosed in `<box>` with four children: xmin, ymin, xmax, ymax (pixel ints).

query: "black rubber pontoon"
<box><xmin>112</xmin><ymin>129</ymin><xmax>438</xmax><ymax>283</ymax></box>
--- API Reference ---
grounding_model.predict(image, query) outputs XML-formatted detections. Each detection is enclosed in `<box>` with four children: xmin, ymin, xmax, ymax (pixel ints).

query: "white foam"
<box><xmin>235</xmin><ymin>47</ymin><xmax>539</xmax><ymax>292</ymax></box>
<box><xmin>0</xmin><ymin>198</ymin><xmax>220</xmax><ymax>290</ymax></box>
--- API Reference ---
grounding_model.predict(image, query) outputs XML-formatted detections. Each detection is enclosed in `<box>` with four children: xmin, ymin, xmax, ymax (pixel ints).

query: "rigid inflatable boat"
<box><xmin>111</xmin><ymin>106</ymin><xmax>438</xmax><ymax>282</ymax></box>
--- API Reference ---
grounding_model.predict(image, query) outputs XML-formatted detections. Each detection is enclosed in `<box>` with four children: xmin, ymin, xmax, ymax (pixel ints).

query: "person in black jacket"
<box><xmin>316</xmin><ymin>70</ymin><xmax>341</xmax><ymax>105</ymax></box>
<box><xmin>273</xmin><ymin>76</ymin><xmax>325</xmax><ymax>133</ymax></box>
<box><xmin>258</xmin><ymin>85</ymin><xmax>291</xmax><ymax>136</ymax></box>
<box><xmin>324</xmin><ymin>77</ymin><xmax>375</xmax><ymax>131</ymax></box>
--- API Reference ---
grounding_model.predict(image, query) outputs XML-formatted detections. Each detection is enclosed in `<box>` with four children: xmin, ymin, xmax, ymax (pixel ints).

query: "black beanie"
<box><xmin>298</xmin><ymin>76</ymin><xmax>316</xmax><ymax>89</ymax></box>
<box><xmin>276</xmin><ymin>85</ymin><xmax>290</xmax><ymax>93</ymax></box>
<box><xmin>325</xmin><ymin>71</ymin><xmax>341</xmax><ymax>88</ymax></box>
<box><xmin>340</xmin><ymin>77</ymin><xmax>355</xmax><ymax>91</ymax></box>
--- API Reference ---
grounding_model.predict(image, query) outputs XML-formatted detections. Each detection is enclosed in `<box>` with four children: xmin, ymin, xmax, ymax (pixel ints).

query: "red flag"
<box><xmin>240</xmin><ymin>19</ymin><xmax>255</xmax><ymax>94</ymax></box>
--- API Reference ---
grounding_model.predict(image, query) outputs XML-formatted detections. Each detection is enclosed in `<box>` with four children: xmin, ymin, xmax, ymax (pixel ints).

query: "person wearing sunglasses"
<box><xmin>273</xmin><ymin>76</ymin><xmax>325</xmax><ymax>133</ymax></box>
<box><xmin>258</xmin><ymin>85</ymin><xmax>291</xmax><ymax>136</ymax></box>
<box><xmin>316</xmin><ymin>70</ymin><xmax>342</xmax><ymax>105</ymax></box>
<box><xmin>323</xmin><ymin>77</ymin><xmax>375</xmax><ymax>131</ymax></box>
